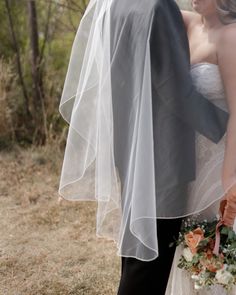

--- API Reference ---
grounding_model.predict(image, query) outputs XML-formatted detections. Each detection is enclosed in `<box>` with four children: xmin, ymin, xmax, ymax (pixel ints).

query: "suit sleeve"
<box><xmin>150</xmin><ymin>0</ymin><xmax>229</xmax><ymax>143</ymax></box>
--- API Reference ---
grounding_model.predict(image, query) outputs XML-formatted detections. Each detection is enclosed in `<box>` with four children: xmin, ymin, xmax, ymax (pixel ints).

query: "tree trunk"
<box><xmin>27</xmin><ymin>0</ymin><xmax>46</xmax><ymax>144</ymax></box>
<box><xmin>5</xmin><ymin>0</ymin><xmax>31</xmax><ymax>117</ymax></box>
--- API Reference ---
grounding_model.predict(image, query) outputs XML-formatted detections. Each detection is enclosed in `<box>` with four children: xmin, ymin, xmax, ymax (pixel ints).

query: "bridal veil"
<box><xmin>58</xmin><ymin>0</ymin><xmax>231</xmax><ymax>261</ymax></box>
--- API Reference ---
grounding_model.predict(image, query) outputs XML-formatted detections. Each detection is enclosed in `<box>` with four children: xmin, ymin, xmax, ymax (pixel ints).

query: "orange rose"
<box><xmin>206</xmin><ymin>263</ymin><xmax>219</xmax><ymax>273</ymax></box>
<box><xmin>200</xmin><ymin>255</ymin><xmax>224</xmax><ymax>273</ymax></box>
<box><xmin>184</xmin><ymin>227</ymin><xmax>204</xmax><ymax>254</ymax></box>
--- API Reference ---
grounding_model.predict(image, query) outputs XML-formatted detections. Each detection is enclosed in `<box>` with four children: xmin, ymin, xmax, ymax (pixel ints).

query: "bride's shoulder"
<box><xmin>220</xmin><ymin>23</ymin><xmax>236</xmax><ymax>34</ymax></box>
<box><xmin>218</xmin><ymin>24</ymin><xmax>236</xmax><ymax>48</ymax></box>
<box><xmin>217</xmin><ymin>24</ymin><xmax>236</xmax><ymax>66</ymax></box>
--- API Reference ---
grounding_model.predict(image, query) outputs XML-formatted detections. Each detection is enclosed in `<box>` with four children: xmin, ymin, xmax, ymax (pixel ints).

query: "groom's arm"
<box><xmin>157</xmin><ymin>76</ymin><xmax>229</xmax><ymax>143</ymax></box>
<box><xmin>150</xmin><ymin>0</ymin><xmax>229</xmax><ymax>143</ymax></box>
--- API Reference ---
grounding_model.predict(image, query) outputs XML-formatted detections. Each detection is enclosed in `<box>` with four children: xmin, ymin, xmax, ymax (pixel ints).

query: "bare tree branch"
<box><xmin>39</xmin><ymin>0</ymin><xmax>53</xmax><ymax>64</ymax></box>
<box><xmin>4</xmin><ymin>0</ymin><xmax>31</xmax><ymax>117</ymax></box>
<box><xmin>26</xmin><ymin>0</ymin><xmax>86</xmax><ymax>13</ymax></box>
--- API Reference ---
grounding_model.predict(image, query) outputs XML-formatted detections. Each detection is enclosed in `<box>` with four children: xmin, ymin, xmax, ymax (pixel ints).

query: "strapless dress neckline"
<box><xmin>191</xmin><ymin>62</ymin><xmax>218</xmax><ymax>69</ymax></box>
<box><xmin>190</xmin><ymin>61</ymin><xmax>226</xmax><ymax>110</ymax></box>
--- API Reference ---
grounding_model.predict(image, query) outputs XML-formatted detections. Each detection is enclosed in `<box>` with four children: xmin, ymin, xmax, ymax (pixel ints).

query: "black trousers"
<box><xmin>117</xmin><ymin>218</ymin><xmax>182</xmax><ymax>295</ymax></box>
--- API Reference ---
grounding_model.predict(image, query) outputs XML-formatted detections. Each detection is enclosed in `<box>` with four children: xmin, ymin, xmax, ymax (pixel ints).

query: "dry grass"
<box><xmin>0</xmin><ymin>144</ymin><xmax>120</xmax><ymax>295</ymax></box>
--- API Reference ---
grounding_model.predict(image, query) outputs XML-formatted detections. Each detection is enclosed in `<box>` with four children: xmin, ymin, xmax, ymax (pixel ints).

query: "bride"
<box><xmin>166</xmin><ymin>0</ymin><xmax>236</xmax><ymax>294</ymax></box>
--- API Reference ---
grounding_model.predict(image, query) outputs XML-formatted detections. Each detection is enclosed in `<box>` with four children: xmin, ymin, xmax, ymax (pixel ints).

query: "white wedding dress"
<box><xmin>165</xmin><ymin>63</ymin><xmax>236</xmax><ymax>295</ymax></box>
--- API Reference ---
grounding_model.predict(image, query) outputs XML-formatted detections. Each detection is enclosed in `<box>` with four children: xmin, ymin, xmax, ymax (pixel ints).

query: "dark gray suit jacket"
<box><xmin>110</xmin><ymin>0</ymin><xmax>229</xmax><ymax>211</ymax></box>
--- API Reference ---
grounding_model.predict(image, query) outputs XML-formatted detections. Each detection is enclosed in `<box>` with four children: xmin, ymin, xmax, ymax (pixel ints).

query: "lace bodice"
<box><xmin>189</xmin><ymin>63</ymin><xmax>227</xmax><ymax>172</ymax></box>
<box><xmin>191</xmin><ymin>63</ymin><xmax>227</xmax><ymax>112</ymax></box>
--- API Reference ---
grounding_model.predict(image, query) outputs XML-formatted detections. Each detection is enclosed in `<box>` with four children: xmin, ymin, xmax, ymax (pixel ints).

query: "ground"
<box><xmin>0</xmin><ymin>145</ymin><xmax>120</xmax><ymax>295</ymax></box>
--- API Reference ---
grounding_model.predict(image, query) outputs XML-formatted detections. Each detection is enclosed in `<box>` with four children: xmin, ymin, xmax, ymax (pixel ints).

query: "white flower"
<box><xmin>194</xmin><ymin>283</ymin><xmax>203</xmax><ymax>290</ymax></box>
<box><xmin>191</xmin><ymin>275</ymin><xmax>199</xmax><ymax>280</ymax></box>
<box><xmin>215</xmin><ymin>269</ymin><xmax>234</xmax><ymax>285</ymax></box>
<box><xmin>183</xmin><ymin>247</ymin><xmax>194</xmax><ymax>262</ymax></box>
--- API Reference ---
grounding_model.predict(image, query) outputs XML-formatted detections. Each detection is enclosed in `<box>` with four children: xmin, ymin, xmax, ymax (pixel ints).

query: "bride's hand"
<box><xmin>220</xmin><ymin>181</ymin><xmax>236</xmax><ymax>227</ymax></box>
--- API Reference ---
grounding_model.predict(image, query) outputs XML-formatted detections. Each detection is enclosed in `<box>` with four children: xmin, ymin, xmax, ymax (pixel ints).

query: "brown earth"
<box><xmin>0</xmin><ymin>145</ymin><xmax>120</xmax><ymax>295</ymax></box>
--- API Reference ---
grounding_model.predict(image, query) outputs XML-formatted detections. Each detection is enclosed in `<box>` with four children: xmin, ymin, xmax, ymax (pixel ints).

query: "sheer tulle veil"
<box><xmin>58</xmin><ymin>0</ymin><xmax>123</xmax><ymax>243</ymax></box>
<box><xmin>58</xmin><ymin>0</ymin><xmax>234</xmax><ymax>261</ymax></box>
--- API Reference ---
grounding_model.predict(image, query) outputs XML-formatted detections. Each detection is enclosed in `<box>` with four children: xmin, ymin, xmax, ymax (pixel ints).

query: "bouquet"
<box><xmin>174</xmin><ymin>216</ymin><xmax>236</xmax><ymax>291</ymax></box>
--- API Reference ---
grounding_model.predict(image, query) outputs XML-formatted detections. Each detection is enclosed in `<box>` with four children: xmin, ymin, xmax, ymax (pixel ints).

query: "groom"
<box><xmin>109</xmin><ymin>0</ymin><xmax>229</xmax><ymax>294</ymax></box>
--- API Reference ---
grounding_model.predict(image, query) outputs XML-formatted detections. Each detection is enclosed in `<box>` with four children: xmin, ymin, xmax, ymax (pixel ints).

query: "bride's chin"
<box><xmin>191</xmin><ymin>2</ymin><xmax>206</xmax><ymax>15</ymax></box>
<box><xmin>192</xmin><ymin>7</ymin><xmax>203</xmax><ymax>15</ymax></box>
<box><xmin>191</xmin><ymin>1</ymin><xmax>201</xmax><ymax>12</ymax></box>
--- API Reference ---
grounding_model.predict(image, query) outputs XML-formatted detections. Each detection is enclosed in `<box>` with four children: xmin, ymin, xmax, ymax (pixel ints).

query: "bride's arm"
<box><xmin>218</xmin><ymin>26</ymin><xmax>236</xmax><ymax>190</ymax></box>
<box><xmin>218</xmin><ymin>26</ymin><xmax>236</xmax><ymax>225</ymax></box>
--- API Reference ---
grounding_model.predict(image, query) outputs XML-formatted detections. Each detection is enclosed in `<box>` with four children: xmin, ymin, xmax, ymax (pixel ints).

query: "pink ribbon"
<box><xmin>213</xmin><ymin>219</ymin><xmax>224</xmax><ymax>255</ymax></box>
<box><xmin>213</xmin><ymin>195</ymin><xmax>236</xmax><ymax>255</ymax></box>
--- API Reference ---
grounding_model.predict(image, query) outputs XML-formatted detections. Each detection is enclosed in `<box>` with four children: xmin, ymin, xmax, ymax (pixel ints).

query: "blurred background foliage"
<box><xmin>0</xmin><ymin>0</ymin><xmax>89</xmax><ymax>149</ymax></box>
<box><xmin>0</xmin><ymin>0</ymin><xmax>190</xmax><ymax>150</ymax></box>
